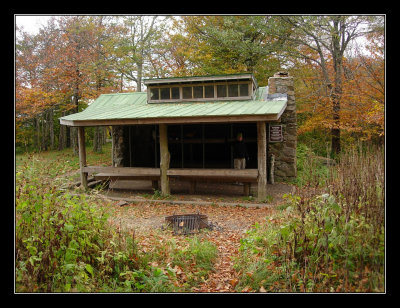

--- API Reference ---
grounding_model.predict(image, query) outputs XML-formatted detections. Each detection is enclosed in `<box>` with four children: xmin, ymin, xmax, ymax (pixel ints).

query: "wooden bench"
<box><xmin>167</xmin><ymin>168</ymin><xmax>258</xmax><ymax>196</ymax></box>
<box><xmin>83</xmin><ymin>166</ymin><xmax>161</xmax><ymax>189</ymax></box>
<box><xmin>82</xmin><ymin>166</ymin><xmax>258</xmax><ymax>196</ymax></box>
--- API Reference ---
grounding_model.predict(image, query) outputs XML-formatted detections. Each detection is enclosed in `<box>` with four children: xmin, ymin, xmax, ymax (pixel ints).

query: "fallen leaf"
<box><xmin>174</xmin><ymin>265</ymin><xmax>183</xmax><ymax>275</ymax></box>
<box><xmin>259</xmin><ymin>286</ymin><xmax>267</xmax><ymax>293</ymax></box>
<box><xmin>242</xmin><ymin>286</ymin><xmax>252</xmax><ymax>292</ymax></box>
<box><xmin>230</xmin><ymin>278</ymin><xmax>239</xmax><ymax>287</ymax></box>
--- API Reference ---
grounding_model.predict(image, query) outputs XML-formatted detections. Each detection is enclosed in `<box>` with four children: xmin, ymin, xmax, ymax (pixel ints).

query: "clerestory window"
<box><xmin>148</xmin><ymin>81</ymin><xmax>251</xmax><ymax>103</ymax></box>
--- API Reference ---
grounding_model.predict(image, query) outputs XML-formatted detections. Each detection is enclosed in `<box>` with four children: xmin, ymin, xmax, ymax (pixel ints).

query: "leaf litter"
<box><xmin>104</xmin><ymin>199</ymin><xmax>276</xmax><ymax>292</ymax></box>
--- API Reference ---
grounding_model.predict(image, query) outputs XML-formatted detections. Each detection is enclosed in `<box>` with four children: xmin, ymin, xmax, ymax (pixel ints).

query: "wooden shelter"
<box><xmin>59</xmin><ymin>72</ymin><xmax>297</xmax><ymax>200</ymax></box>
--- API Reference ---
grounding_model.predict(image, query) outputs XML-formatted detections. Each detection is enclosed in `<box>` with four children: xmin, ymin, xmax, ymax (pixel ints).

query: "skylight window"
<box><xmin>144</xmin><ymin>74</ymin><xmax>256</xmax><ymax>103</ymax></box>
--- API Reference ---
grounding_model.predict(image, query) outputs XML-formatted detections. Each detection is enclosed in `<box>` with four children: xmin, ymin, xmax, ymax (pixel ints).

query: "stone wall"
<box><xmin>112</xmin><ymin>125</ymin><xmax>129</xmax><ymax>167</ymax></box>
<box><xmin>267</xmin><ymin>72</ymin><xmax>297</xmax><ymax>182</ymax></box>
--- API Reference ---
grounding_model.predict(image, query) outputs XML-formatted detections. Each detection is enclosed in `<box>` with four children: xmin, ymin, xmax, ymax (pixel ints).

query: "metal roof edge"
<box><xmin>59</xmin><ymin>113</ymin><xmax>282</xmax><ymax>127</ymax></box>
<box><xmin>100</xmin><ymin>91</ymin><xmax>147</xmax><ymax>96</ymax></box>
<box><xmin>143</xmin><ymin>73</ymin><xmax>256</xmax><ymax>85</ymax></box>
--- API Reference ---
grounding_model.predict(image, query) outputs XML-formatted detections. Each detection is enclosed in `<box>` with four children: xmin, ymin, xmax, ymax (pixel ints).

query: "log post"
<box><xmin>257</xmin><ymin>122</ymin><xmax>267</xmax><ymax>201</ymax></box>
<box><xmin>77</xmin><ymin>126</ymin><xmax>88</xmax><ymax>189</ymax></box>
<box><xmin>159</xmin><ymin>124</ymin><xmax>170</xmax><ymax>195</ymax></box>
<box><xmin>270</xmin><ymin>154</ymin><xmax>275</xmax><ymax>185</ymax></box>
<box><xmin>243</xmin><ymin>183</ymin><xmax>250</xmax><ymax>196</ymax></box>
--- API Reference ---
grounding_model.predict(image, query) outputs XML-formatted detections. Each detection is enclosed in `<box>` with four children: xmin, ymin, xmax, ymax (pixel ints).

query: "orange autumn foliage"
<box><xmin>295</xmin><ymin>49</ymin><xmax>384</xmax><ymax>141</ymax></box>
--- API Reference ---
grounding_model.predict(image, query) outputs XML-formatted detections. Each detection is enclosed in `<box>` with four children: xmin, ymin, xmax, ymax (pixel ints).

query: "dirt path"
<box><xmin>101</xmin><ymin>199</ymin><xmax>277</xmax><ymax>292</ymax></box>
<box><xmin>193</xmin><ymin>229</ymin><xmax>242</xmax><ymax>292</ymax></box>
<box><xmin>67</xmin><ymin>180</ymin><xmax>294</xmax><ymax>292</ymax></box>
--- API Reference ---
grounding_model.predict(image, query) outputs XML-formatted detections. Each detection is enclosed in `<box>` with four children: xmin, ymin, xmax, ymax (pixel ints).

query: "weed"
<box><xmin>261</xmin><ymin>195</ymin><xmax>274</xmax><ymax>203</ymax></box>
<box><xmin>234</xmin><ymin>144</ymin><xmax>385</xmax><ymax>293</ymax></box>
<box><xmin>15</xmin><ymin>158</ymin><xmax>183</xmax><ymax>292</ymax></box>
<box><xmin>241</xmin><ymin>195</ymin><xmax>255</xmax><ymax>202</ymax></box>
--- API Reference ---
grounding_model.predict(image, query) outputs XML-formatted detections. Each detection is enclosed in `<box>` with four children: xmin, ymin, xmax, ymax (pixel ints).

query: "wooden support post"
<box><xmin>244</xmin><ymin>183</ymin><xmax>250</xmax><ymax>196</ymax></box>
<box><xmin>159</xmin><ymin>124</ymin><xmax>170</xmax><ymax>195</ymax></box>
<box><xmin>257</xmin><ymin>122</ymin><xmax>267</xmax><ymax>201</ymax></box>
<box><xmin>129</xmin><ymin>126</ymin><xmax>132</xmax><ymax>167</ymax></box>
<box><xmin>77</xmin><ymin>126</ymin><xmax>88</xmax><ymax>189</ymax></box>
<box><xmin>111</xmin><ymin>126</ymin><xmax>114</xmax><ymax>166</ymax></box>
<box><xmin>270</xmin><ymin>154</ymin><xmax>275</xmax><ymax>185</ymax></box>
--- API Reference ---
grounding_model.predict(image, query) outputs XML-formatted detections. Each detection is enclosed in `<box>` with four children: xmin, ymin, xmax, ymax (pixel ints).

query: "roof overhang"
<box><xmin>59</xmin><ymin>110</ymin><xmax>285</xmax><ymax>127</ymax></box>
<box><xmin>59</xmin><ymin>86</ymin><xmax>287</xmax><ymax>127</ymax></box>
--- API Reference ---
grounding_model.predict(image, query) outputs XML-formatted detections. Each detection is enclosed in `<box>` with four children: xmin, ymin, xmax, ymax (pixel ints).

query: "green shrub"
<box><xmin>235</xmin><ymin>145</ymin><xmax>385</xmax><ymax>293</ymax></box>
<box><xmin>295</xmin><ymin>143</ymin><xmax>329</xmax><ymax>188</ymax></box>
<box><xmin>15</xmin><ymin>159</ymin><xmax>177</xmax><ymax>292</ymax></box>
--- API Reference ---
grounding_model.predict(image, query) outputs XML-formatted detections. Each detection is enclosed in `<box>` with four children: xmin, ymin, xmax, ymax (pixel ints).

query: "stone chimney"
<box><xmin>267</xmin><ymin>72</ymin><xmax>297</xmax><ymax>182</ymax></box>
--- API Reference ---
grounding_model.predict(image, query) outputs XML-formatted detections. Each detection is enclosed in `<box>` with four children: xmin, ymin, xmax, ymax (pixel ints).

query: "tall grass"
<box><xmin>15</xmin><ymin>158</ymin><xmax>148</xmax><ymax>292</ymax></box>
<box><xmin>15</xmin><ymin>157</ymin><xmax>218</xmax><ymax>292</ymax></box>
<box><xmin>327</xmin><ymin>143</ymin><xmax>384</xmax><ymax>232</ymax></box>
<box><xmin>235</xmin><ymin>143</ymin><xmax>385</xmax><ymax>292</ymax></box>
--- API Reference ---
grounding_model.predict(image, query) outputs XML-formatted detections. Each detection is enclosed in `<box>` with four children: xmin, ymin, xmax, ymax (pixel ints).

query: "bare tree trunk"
<box><xmin>40</xmin><ymin>113</ymin><xmax>47</xmax><ymax>151</ymax></box>
<box><xmin>102</xmin><ymin>127</ymin><xmax>107</xmax><ymax>145</ymax></box>
<box><xmin>331</xmin><ymin>109</ymin><xmax>341</xmax><ymax>155</ymax></box>
<box><xmin>49</xmin><ymin>108</ymin><xmax>54</xmax><ymax>150</ymax></box>
<box><xmin>58</xmin><ymin>125</ymin><xmax>65</xmax><ymax>150</ymax></box>
<box><xmin>137</xmin><ymin>62</ymin><xmax>143</xmax><ymax>92</ymax></box>
<box><xmin>34</xmin><ymin>116</ymin><xmax>40</xmax><ymax>151</ymax></box>
<box><xmin>93</xmin><ymin>126</ymin><xmax>103</xmax><ymax>153</ymax></box>
<box><xmin>59</xmin><ymin>112</ymin><xmax>67</xmax><ymax>151</ymax></box>
<box><xmin>331</xmin><ymin>22</ymin><xmax>343</xmax><ymax>156</ymax></box>
<box><xmin>71</xmin><ymin>127</ymin><xmax>79</xmax><ymax>156</ymax></box>
<box><xmin>42</xmin><ymin>110</ymin><xmax>49</xmax><ymax>151</ymax></box>
<box><xmin>71</xmin><ymin>84</ymin><xmax>80</xmax><ymax>156</ymax></box>
<box><xmin>120</xmin><ymin>73</ymin><xmax>124</xmax><ymax>91</ymax></box>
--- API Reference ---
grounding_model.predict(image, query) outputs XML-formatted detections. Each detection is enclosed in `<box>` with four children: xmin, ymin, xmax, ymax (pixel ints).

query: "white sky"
<box><xmin>15</xmin><ymin>15</ymin><xmax>375</xmax><ymax>57</ymax></box>
<box><xmin>15</xmin><ymin>15</ymin><xmax>54</xmax><ymax>34</ymax></box>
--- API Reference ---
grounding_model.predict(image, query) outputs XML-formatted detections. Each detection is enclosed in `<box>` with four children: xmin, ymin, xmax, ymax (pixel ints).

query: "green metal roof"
<box><xmin>59</xmin><ymin>86</ymin><xmax>287</xmax><ymax>126</ymax></box>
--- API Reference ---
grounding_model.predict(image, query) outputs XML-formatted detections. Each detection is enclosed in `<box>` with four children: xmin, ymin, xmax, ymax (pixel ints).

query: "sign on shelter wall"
<box><xmin>269</xmin><ymin>124</ymin><xmax>283</xmax><ymax>142</ymax></box>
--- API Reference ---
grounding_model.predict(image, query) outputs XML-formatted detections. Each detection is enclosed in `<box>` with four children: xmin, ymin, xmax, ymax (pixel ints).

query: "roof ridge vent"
<box><xmin>274</xmin><ymin>71</ymin><xmax>289</xmax><ymax>77</ymax></box>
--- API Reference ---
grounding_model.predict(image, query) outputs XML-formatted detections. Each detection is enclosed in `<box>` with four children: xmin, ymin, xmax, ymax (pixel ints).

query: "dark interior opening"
<box><xmin>127</xmin><ymin>123</ymin><xmax>258</xmax><ymax>169</ymax></box>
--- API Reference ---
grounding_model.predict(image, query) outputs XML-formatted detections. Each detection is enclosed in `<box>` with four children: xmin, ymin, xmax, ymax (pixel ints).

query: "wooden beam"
<box><xmin>82</xmin><ymin>166</ymin><xmax>160</xmax><ymax>176</ymax></box>
<box><xmin>167</xmin><ymin>168</ymin><xmax>258</xmax><ymax>177</ymax></box>
<box><xmin>159</xmin><ymin>124</ymin><xmax>170</xmax><ymax>195</ymax></box>
<box><xmin>257</xmin><ymin>122</ymin><xmax>267</xmax><ymax>201</ymax></box>
<box><xmin>77</xmin><ymin>126</ymin><xmax>88</xmax><ymax>189</ymax></box>
<box><xmin>93</xmin><ymin>174</ymin><xmax>160</xmax><ymax>181</ymax></box>
<box><xmin>59</xmin><ymin>114</ymin><xmax>282</xmax><ymax>127</ymax></box>
<box><xmin>169</xmin><ymin>176</ymin><xmax>257</xmax><ymax>183</ymax></box>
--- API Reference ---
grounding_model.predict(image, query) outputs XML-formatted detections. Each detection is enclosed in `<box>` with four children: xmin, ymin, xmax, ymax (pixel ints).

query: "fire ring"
<box><xmin>165</xmin><ymin>213</ymin><xmax>209</xmax><ymax>235</ymax></box>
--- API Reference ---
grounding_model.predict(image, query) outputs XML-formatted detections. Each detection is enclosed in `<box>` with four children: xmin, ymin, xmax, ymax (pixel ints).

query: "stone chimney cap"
<box><xmin>274</xmin><ymin>71</ymin><xmax>289</xmax><ymax>77</ymax></box>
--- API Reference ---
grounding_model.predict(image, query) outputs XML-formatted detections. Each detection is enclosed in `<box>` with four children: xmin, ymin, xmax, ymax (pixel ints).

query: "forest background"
<box><xmin>15</xmin><ymin>15</ymin><xmax>384</xmax><ymax>157</ymax></box>
<box><xmin>14</xmin><ymin>15</ymin><xmax>386</xmax><ymax>293</ymax></box>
